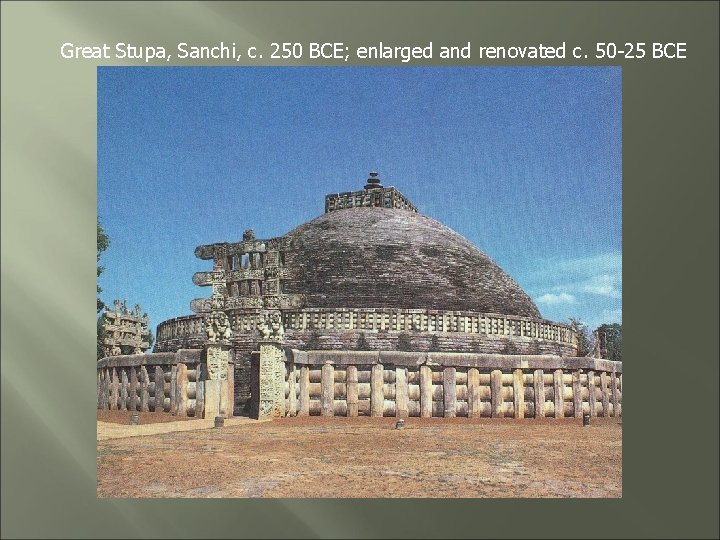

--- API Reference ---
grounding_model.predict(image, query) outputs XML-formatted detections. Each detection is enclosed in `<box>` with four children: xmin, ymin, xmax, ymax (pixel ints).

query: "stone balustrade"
<box><xmin>282</xmin><ymin>309</ymin><xmax>576</xmax><ymax>343</ymax></box>
<box><xmin>155</xmin><ymin>315</ymin><xmax>206</xmax><ymax>345</ymax></box>
<box><xmin>155</xmin><ymin>308</ymin><xmax>578</xmax><ymax>353</ymax></box>
<box><xmin>96</xmin><ymin>349</ymin><xmax>234</xmax><ymax>418</ymax></box>
<box><xmin>99</xmin><ymin>347</ymin><xmax>621</xmax><ymax>421</ymax></box>
<box><xmin>325</xmin><ymin>187</ymin><xmax>418</xmax><ymax>213</ymax></box>
<box><xmin>267</xmin><ymin>349</ymin><xmax>621</xmax><ymax>419</ymax></box>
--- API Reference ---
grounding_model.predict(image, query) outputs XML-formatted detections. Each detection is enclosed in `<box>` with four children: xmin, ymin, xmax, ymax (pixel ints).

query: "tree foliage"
<box><xmin>96</xmin><ymin>314</ymin><xmax>107</xmax><ymax>360</ymax></box>
<box><xmin>567</xmin><ymin>318</ymin><xmax>622</xmax><ymax>360</ymax></box>
<box><xmin>97</xmin><ymin>218</ymin><xmax>110</xmax><ymax>313</ymax></box>
<box><xmin>598</xmin><ymin>323</ymin><xmax>622</xmax><ymax>362</ymax></box>
<box><xmin>567</xmin><ymin>318</ymin><xmax>592</xmax><ymax>356</ymax></box>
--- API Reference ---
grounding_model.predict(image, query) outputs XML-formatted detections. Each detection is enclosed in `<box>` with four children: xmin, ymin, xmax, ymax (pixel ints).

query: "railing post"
<box><xmin>346</xmin><ymin>365</ymin><xmax>358</xmax><ymax>417</ymax></box>
<box><xmin>513</xmin><ymin>368</ymin><xmax>525</xmax><ymax>419</ymax></box>
<box><xmin>371</xmin><ymin>364</ymin><xmax>384</xmax><ymax>417</ymax></box>
<box><xmin>420</xmin><ymin>365</ymin><xmax>432</xmax><ymax>418</ymax></box>
<box><xmin>443</xmin><ymin>367</ymin><xmax>456</xmax><ymax>418</ymax></box>
<box><xmin>321</xmin><ymin>363</ymin><xmax>334</xmax><ymax>417</ymax></box>
<box><xmin>554</xmin><ymin>369</ymin><xmax>564</xmax><ymax>418</ymax></box>
<box><xmin>533</xmin><ymin>369</ymin><xmax>544</xmax><ymax>419</ymax></box>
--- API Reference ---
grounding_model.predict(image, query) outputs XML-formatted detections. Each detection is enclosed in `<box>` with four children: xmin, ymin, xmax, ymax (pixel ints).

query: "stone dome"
<box><xmin>280</xmin><ymin>206</ymin><xmax>541</xmax><ymax>318</ymax></box>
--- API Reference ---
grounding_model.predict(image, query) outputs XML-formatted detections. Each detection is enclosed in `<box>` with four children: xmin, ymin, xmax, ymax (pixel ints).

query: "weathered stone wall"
<box><xmin>275</xmin><ymin>350</ymin><xmax>622</xmax><ymax>419</ymax></box>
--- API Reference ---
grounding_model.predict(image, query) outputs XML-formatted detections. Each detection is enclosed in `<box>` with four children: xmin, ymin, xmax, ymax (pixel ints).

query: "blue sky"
<box><xmin>98</xmin><ymin>66</ymin><xmax>621</xmax><ymax>333</ymax></box>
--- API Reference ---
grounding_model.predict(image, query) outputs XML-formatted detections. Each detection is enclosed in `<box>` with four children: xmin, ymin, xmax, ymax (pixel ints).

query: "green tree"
<box><xmin>97</xmin><ymin>218</ymin><xmax>110</xmax><ymax>313</ymax></box>
<box><xmin>597</xmin><ymin>323</ymin><xmax>622</xmax><ymax>362</ymax></box>
<box><xmin>568</xmin><ymin>318</ymin><xmax>592</xmax><ymax>356</ymax></box>
<box><xmin>96</xmin><ymin>314</ymin><xmax>107</xmax><ymax>360</ymax></box>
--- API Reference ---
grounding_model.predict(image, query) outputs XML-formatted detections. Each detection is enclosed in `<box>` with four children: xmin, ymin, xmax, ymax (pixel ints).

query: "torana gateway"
<box><xmin>97</xmin><ymin>173</ymin><xmax>622</xmax><ymax>420</ymax></box>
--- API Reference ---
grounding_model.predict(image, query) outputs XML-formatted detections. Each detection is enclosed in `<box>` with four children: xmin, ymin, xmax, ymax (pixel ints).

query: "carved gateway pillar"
<box><xmin>203</xmin><ymin>341</ymin><xmax>232</xmax><ymax>419</ymax></box>
<box><xmin>253</xmin><ymin>311</ymin><xmax>286</xmax><ymax>420</ymax></box>
<box><xmin>200</xmin><ymin>270</ymin><xmax>234</xmax><ymax>419</ymax></box>
<box><xmin>255</xmin><ymin>341</ymin><xmax>285</xmax><ymax>419</ymax></box>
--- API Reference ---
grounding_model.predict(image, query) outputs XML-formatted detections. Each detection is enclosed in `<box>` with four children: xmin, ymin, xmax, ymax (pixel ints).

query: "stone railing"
<box><xmin>267</xmin><ymin>350</ymin><xmax>621</xmax><ymax>419</ymax></box>
<box><xmin>96</xmin><ymin>349</ymin><xmax>234</xmax><ymax>418</ymax></box>
<box><xmin>154</xmin><ymin>315</ymin><xmax>206</xmax><ymax>352</ymax></box>
<box><xmin>154</xmin><ymin>309</ymin><xmax>578</xmax><ymax>353</ymax></box>
<box><xmin>282</xmin><ymin>309</ymin><xmax>576</xmax><ymax>343</ymax></box>
<box><xmin>156</xmin><ymin>315</ymin><xmax>205</xmax><ymax>342</ymax></box>
<box><xmin>325</xmin><ymin>186</ymin><xmax>418</xmax><ymax>213</ymax></box>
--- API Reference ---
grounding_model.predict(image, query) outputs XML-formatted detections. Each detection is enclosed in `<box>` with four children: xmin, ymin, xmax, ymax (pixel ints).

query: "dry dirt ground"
<box><xmin>97</xmin><ymin>410</ymin><xmax>198</xmax><ymax>424</ymax></box>
<box><xmin>97</xmin><ymin>414</ymin><xmax>621</xmax><ymax>498</ymax></box>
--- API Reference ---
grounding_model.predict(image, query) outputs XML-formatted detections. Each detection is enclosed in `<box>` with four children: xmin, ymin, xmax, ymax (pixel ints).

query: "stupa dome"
<box><xmin>281</xmin><ymin>206</ymin><xmax>541</xmax><ymax>318</ymax></box>
<box><xmin>156</xmin><ymin>173</ymin><xmax>576</xmax><ymax>361</ymax></box>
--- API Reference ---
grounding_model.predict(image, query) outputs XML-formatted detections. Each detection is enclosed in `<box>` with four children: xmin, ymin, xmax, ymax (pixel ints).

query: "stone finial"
<box><xmin>243</xmin><ymin>229</ymin><xmax>256</xmax><ymax>241</ymax></box>
<box><xmin>364</xmin><ymin>171</ymin><xmax>383</xmax><ymax>190</ymax></box>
